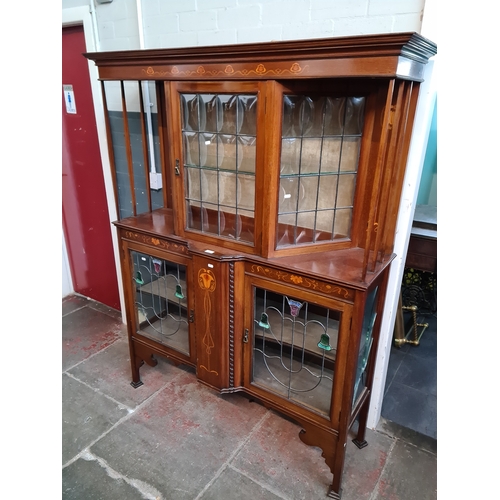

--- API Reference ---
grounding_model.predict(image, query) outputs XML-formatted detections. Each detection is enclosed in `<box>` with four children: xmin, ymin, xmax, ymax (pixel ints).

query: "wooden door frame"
<box><xmin>62</xmin><ymin>7</ymin><xmax>125</xmax><ymax>319</ymax></box>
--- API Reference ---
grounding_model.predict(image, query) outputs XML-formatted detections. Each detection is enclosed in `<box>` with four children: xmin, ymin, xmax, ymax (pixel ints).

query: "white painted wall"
<box><xmin>61</xmin><ymin>0</ymin><xmax>437</xmax><ymax>429</ymax></box>
<box><xmin>61</xmin><ymin>0</ymin><xmax>427</xmax><ymax>51</ymax></box>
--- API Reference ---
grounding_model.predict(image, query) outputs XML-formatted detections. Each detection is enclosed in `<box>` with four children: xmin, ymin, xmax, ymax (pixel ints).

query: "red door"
<box><xmin>62</xmin><ymin>25</ymin><xmax>120</xmax><ymax>310</ymax></box>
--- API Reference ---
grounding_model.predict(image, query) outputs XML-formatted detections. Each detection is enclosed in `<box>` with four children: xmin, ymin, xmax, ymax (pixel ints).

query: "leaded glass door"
<box><xmin>278</xmin><ymin>93</ymin><xmax>365</xmax><ymax>247</ymax></box>
<box><xmin>244</xmin><ymin>276</ymin><xmax>353</xmax><ymax>423</ymax></box>
<box><xmin>171</xmin><ymin>81</ymin><xmax>263</xmax><ymax>249</ymax></box>
<box><xmin>130</xmin><ymin>249</ymin><xmax>194</xmax><ymax>361</ymax></box>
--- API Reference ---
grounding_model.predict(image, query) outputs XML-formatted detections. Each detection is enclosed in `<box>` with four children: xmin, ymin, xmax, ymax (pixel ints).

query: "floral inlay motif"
<box><xmin>249</xmin><ymin>265</ymin><xmax>353</xmax><ymax>299</ymax></box>
<box><xmin>141</xmin><ymin>62</ymin><xmax>307</xmax><ymax>78</ymax></box>
<box><xmin>198</xmin><ymin>268</ymin><xmax>218</xmax><ymax>376</ymax></box>
<box><xmin>255</xmin><ymin>64</ymin><xmax>266</xmax><ymax>74</ymax></box>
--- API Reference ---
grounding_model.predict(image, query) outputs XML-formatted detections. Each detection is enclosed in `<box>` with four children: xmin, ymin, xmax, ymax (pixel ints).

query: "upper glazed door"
<box><xmin>168</xmin><ymin>81</ymin><xmax>267</xmax><ymax>254</ymax></box>
<box><xmin>277</xmin><ymin>91</ymin><xmax>365</xmax><ymax>248</ymax></box>
<box><xmin>266</xmin><ymin>80</ymin><xmax>374</xmax><ymax>258</ymax></box>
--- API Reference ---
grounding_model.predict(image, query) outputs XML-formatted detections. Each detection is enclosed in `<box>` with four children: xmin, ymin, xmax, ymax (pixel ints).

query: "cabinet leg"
<box><xmin>327</xmin><ymin>487</ymin><xmax>342</xmax><ymax>499</ymax></box>
<box><xmin>130</xmin><ymin>356</ymin><xmax>144</xmax><ymax>388</ymax></box>
<box><xmin>129</xmin><ymin>341</ymin><xmax>158</xmax><ymax>388</ymax></box>
<box><xmin>352</xmin><ymin>401</ymin><xmax>369</xmax><ymax>449</ymax></box>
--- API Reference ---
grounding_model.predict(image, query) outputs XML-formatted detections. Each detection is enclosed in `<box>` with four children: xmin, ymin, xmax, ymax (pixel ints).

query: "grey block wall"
<box><xmin>108</xmin><ymin>110</ymin><xmax>164</xmax><ymax>219</ymax></box>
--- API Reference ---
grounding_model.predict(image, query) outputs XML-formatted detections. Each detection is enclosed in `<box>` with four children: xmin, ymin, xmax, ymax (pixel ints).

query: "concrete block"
<box><xmin>159</xmin><ymin>0</ymin><xmax>196</xmax><ymax>14</ymax></box>
<box><xmin>332</xmin><ymin>16</ymin><xmax>393</xmax><ymax>36</ymax></box>
<box><xmin>197</xmin><ymin>0</ymin><xmax>238</xmax><ymax>10</ymax></box>
<box><xmin>160</xmin><ymin>31</ymin><xmax>199</xmax><ymax>48</ymax></box>
<box><xmin>237</xmin><ymin>25</ymin><xmax>283</xmax><ymax>44</ymax></box>
<box><xmin>282</xmin><ymin>20</ymin><xmax>334</xmax><ymax>40</ymax></box>
<box><xmin>262</xmin><ymin>0</ymin><xmax>311</xmax><ymax>25</ymax></box>
<box><xmin>198</xmin><ymin>29</ymin><xmax>238</xmax><ymax>46</ymax></box>
<box><xmin>392</xmin><ymin>13</ymin><xmax>424</xmax><ymax>32</ymax></box>
<box><xmin>179</xmin><ymin>10</ymin><xmax>217</xmax><ymax>32</ymax></box>
<box><xmin>143</xmin><ymin>14</ymin><xmax>179</xmax><ymax>35</ymax></box>
<box><xmin>217</xmin><ymin>6</ymin><xmax>261</xmax><ymax>30</ymax></box>
<box><xmin>311</xmin><ymin>0</ymin><xmax>368</xmax><ymax>19</ymax></box>
<box><xmin>368</xmin><ymin>0</ymin><xmax>424</xmax><ymax>16</ymax></box>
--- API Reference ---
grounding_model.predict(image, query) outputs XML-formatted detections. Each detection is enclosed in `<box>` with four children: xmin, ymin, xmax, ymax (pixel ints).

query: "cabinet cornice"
<box><xmin>84</xmin><ymin>32</ymin><xmax>436</xmax><ymax>82</ymax></box>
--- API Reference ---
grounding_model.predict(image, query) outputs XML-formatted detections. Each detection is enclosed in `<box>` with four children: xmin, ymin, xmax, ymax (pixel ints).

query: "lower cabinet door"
<box><xmin>243</xmin><ymin>275</ymin><xmax>353</xmax><ymax>426</ymax></box>
<box><xmin>128</xmin><ymin>247</ymin><xmax>195</xmax><ymax>364</ymax></box>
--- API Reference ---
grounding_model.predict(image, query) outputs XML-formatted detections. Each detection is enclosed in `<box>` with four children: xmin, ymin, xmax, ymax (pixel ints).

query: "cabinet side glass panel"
<box><xmin>252</xmin><ymin>287</ymin><xmax>339</xmax><ymax>417</ymax></box>
<box><xmin>131</xmin><ymin>251</ymin><xmax>190</xmax><ymax>355</ymax></box>
<box><xmin>181</xmin><ymin>93</ymin><xmax>257</xmax><ymax>244</ymax></box>
<box><xmin>278</xmin><ymin>96</ymin><xmax>364</xmax><ymax>247</ymax></box>
<box><xmin>352</xmin><ymin>286</ymin><xmax>378</xmax><ymax>409</ymax></box>
<box><xmin>102</xmin><ymin>81</ymin><xmax>164</xmax><ymax>219</ymax></box>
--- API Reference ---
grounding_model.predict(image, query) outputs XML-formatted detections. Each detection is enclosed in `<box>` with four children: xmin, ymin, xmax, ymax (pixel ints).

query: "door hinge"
<box><xmin>175</xmin><ymin>159</ymin><xmax>181</xmax><ymax>176</ymax></box>
<box><xmin>189</xmin><ymin>309</ymin><xmax>195</xmax><ymax>323</ymax></box>
<box><xmin>243</xmin><ymin>328</ymin><xmax>249</xmax><ymax>343</ymax></box>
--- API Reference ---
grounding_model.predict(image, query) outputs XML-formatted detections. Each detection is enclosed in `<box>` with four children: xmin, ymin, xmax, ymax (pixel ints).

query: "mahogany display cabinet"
<box><xmin>85</xmin><ymin>32</ymin><xmax>436</xmax><ymax>499</ymax></box>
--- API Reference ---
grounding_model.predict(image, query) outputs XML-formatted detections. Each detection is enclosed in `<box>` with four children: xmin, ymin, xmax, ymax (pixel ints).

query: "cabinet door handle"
<box><xmin>243</xmin><ymin>328</ymin><xmax>249</xmax><ymax>343</ymax></box>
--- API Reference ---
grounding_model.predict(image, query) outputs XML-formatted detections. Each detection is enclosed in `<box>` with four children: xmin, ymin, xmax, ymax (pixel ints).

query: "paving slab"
<box><xmin>376</xmin><ymin>417</ymin><xmax>437</xmax><ymax>455</ymax></box>
<box><xmin>373</xmin><ymin>439</ymin><xmax>437</xmax><ymax>500</ymax></box>
<box><xmin>88</xmin><ymin>370</ymin><xmax>268</xmax><ymax>499</ymax></box>
<box><xmin>231</xmin><ymin>409</ymin><xmax>333</xmax><ymax>499</ymax></box>
<box><xmin>62</xmin><ymin>295</ymin><xmax>89</xmax><ymax>316</ymax></box>
<box><xmin>62</xmin><ymin>374</ymin><xmax>130</xmax><ymax>465</ymax></box>
<box><xmin>339</xmin><ymin>428</ymin><xmax>396</xmax><ymax>500</ymax></box>
<box><xmin>68</xmin><ymin>337</ymin><xmax>188</xmax><ymax>409</ymax></box>
<box><xmin>396</xmin><ymin>353</ymin><xmax>437</xmax><ymax>396</ymax></box>
<box><xmin>63</xmin><ymin>453</ymin><xmax>160</xmax><ymax>500</ymax></box>
<box><xmin>87</xmin><ymin>300</ymin><xmax>123</xmax><ymax>322</ymax></box>
<box><xmin>199</xmin><ymin>465</ymin><xmax>284</xmax><ymax>500</ymax></box>
<box><xmin>232</xmin><ymin>409</ymin><xmax>395</xmax><ymax>500</ymax></box>
<box><xmin>62</xmin><ymin>305</ymin><xmax>124</xmax><ymax>371</ymax></box>
<box><xmin>382</xmin><ymin>382</ymin><xmax>437</xmax><ymax>440</ymax></box>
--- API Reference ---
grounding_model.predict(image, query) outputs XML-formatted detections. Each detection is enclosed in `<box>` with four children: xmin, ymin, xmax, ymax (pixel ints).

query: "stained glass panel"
<box><xmin>132</xmin><ymin>251</ymin><xmax>190</xmax><ymax>355</ymax></box>
<box><xmin>252</xmin><ymin>288</ymin><xmax>340</xmax><ymax>417</ymax></box>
